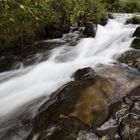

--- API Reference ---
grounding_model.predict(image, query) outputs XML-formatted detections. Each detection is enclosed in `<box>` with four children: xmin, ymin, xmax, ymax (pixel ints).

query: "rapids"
<box><xmin>0</xmin><ymin>14</ymin><xmax>140</xmax><ymax>140</ymax></box>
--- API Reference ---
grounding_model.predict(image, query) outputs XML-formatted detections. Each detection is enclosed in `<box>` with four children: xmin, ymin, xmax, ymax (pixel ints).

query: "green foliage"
<box><xmin>121</xmin><ymin>0</ymin><xmax>140</xmax><ymax>13</ymax></box>
<box><xmin>0</xmin><ymin>0</ymin><xmax>60</xmax><ymax>50</ymax></box>
<box><xmin>71</xmin><ymin>0</ymin><xmax>106</xmax><ymax>24</ymax></box>
<box><xmin>0</xmin><ymin>0</ymin><xmax>107</xmax><ymax>50</ymax></box>
<box><xmin>104</xmin><ymin>0</ymin><xmax>140</xmax><ymax>12</ymax></box>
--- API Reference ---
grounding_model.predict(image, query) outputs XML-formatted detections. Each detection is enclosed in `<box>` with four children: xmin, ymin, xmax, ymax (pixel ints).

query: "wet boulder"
<box><xmin>133</xmin><ymin>26</ymin><xmax>140</xmax><ymax>37</ymax></box>
<box><xmin>96</xmin><ymin>85</ymin><xmax>140</xmax><ymax>140</ymax></box>
<box><xmin>119</xmin><ymin>38</ymin><xmax>140</xmax><ymax>71</ymax></box>
<box><xmin>62</xmin><ymin>32</ymin><xmax>81</xmax><ymax>46</ymax></box>
<box><xmin>126</xmin><ymin>16</ymin><xmax>140</xmax><ymax>24</ymax></box>
<box><xmin>131</xmin><ymin>38</ymin><xmax>140</xmax><ymax>49</ymax></box>
<box><xmin>118</xmin><ymin>50</ymin><xmax>140</xmax><ymax>71</ymax></box>
<box><xmin>37</xmin><ymin>117</ymin><xmax>89</xmax><ymax>140</ymax></box>
<box><xmin>83</xmin><ymin>23</ymin><xmax>97</xmax><ymax>37</ymax></box>
<box><xmin>73</xmin><ymin>67</ymin><xmax>96</xmax><ymax>81</ymax></box>
<box><xmin>27</xmin><ymin>74</ymin><xmax>117</xmax><ymax>140</ymax></box>
<box><xmin>120</xmin><ymin>88</ymin><xmax>140</xmax><ymax>140</ymax></box>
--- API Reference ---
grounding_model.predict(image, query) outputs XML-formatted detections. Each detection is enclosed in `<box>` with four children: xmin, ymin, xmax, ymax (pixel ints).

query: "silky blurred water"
<box><xmin>0</xmin><ymin>14</ymin><xmax>139</xmax><ymax>140</ymax></box>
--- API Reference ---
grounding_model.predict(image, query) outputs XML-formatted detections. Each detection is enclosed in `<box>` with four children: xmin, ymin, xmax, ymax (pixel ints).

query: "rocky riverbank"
<box><xmin>25</xmin><ymin>67</ymin><xmax>140</xmax><ymax>140</ymax></box>
<box><xmin>118</xmin><ymin>26</ymin><xmax>140</xmax><ymax>71</ymax></box>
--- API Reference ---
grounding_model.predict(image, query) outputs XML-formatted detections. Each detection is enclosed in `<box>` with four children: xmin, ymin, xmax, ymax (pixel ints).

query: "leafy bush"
<box><xmin>105</xmin><ymin>0</ymin><xmax>140</xmax><ymax>12</ymax></box>
<box><xmin>121</xmin><ymin>0</ymin><xmax>140</xmax><ymax>13</ymax></box>
<box><xmin>71</xmin><ymin>0</ymin><xmax>107</xmax><ymax>25</ymax></box>
<box><xmin>0</xmin><ymin>0</ymin><xmax>107</xmax><ymax>50</ymax></box>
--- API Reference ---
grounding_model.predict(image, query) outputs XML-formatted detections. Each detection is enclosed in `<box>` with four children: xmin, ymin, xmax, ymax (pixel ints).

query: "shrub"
<box><xmin>105</xmin><ymin>0</ymin><xmax>140</xmax><ymax>12</ymax></box>
<box><xmin>0</xmin><ymin>0</ymin><xmax>107</xmax><ymax>51</ymax></box>
<box><xmin>121</xmin><ymin>0</ymin><xmax>140</xmax><ymax>13</ymax></box>
<box><xmin>71</xmin><ymin>0</ymin><xmax>107</xmax><ymax>25</ymax></box>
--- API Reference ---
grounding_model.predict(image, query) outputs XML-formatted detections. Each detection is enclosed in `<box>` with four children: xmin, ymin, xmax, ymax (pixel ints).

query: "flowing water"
<box><xmin>0</xmin><ymin>14</ymin><xmax>140</xmax><ymax>140</ymax></box>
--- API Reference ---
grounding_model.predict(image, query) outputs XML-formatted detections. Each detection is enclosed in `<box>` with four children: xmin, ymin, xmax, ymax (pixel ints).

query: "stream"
<box><xmin>0</xmin><ymin>14</ymin><xmax>140</xmax><ymax>140</ymax></box>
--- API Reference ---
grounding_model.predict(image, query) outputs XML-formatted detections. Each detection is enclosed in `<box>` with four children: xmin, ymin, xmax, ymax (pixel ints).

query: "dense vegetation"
<box><xmin>0</xmin><ymin>0</ymin><xmax>106</xmax><ymax>50</ymax></box>
<box><xmin>105</xmin><ymin>0</ymin><xmax>140</xmax><ymax>12</ymax></box>
<box><xmin>0</xmin><ymin>0</ymin><xmax>140</xmax><ymax>51</ymax></box>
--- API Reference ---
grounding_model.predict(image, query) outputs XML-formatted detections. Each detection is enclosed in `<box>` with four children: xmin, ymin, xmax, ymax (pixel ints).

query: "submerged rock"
<box><xmin>73</xmin><ymin>67</ymin><xmax>96</xmax><ymax>81</ymax></box>
<box><xmin>133</xmin><ymin>26</ymin><xmax>140</xmax><ymax>37</ymax></box>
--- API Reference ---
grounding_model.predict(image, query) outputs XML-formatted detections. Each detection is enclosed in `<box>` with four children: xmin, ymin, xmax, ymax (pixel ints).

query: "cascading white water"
<box><xmin>0</xmin><ymin>19</ymin><xmax>136</xmax><ymax>122</ymax></box>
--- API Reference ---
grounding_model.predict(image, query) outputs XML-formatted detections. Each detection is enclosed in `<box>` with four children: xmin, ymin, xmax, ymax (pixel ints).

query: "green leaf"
<box><xmin>20</xmin><ymin>4</ymin><xmax>26</xmax><ymax>10</ymax></box>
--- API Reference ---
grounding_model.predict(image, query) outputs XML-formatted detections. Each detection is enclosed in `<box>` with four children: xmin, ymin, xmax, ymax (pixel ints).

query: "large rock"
<box><xmin>73</xmin><ymin>67</ymin><xmax>96</xmax><ymax>81</ymax></box>
<box><xmin>131</xmin><ymin>38</ymin><xmax>140</xmax><ymax>49</ymax></box>
<box><xmin>119</xmin><ymin>86</ymin><xmax>140</xmax><ymax>140</ymax></box>
<box><xmin>118</xmin><ymin>50</ymin><xmax>140</xmax><ymax>71</ymax></box>
<box><xmin>62</xmin><ymin>32</ymin><xmax>81</xmax><ymax>46</ymax></box>
<box><xmin>27</xmin><ymin>70</ymin><xmax>118</xmax><ymax>140</ymax></box>
<box><xmin>120</xmin><ymin>39</ymin><xmax>140</xmax><ymax>71</ymax></box>
<box><xmin>126</xmin><ymin>16</ymin><xmax>140</xmax><ymax>24</ymax></box>
<box><xmin>96</xmin><ymin>85</ymin><xmax>140</xmax><ymax>140</ymax></box>
<box><xmin>133</xmin><ymin>26</ymin><xmax>140</xmax><ymax>37</ymax></box>
<box><xmin>83</xmin><ymin>22</ymin><xmax>97</xmax><ymax>37</ymax></box>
